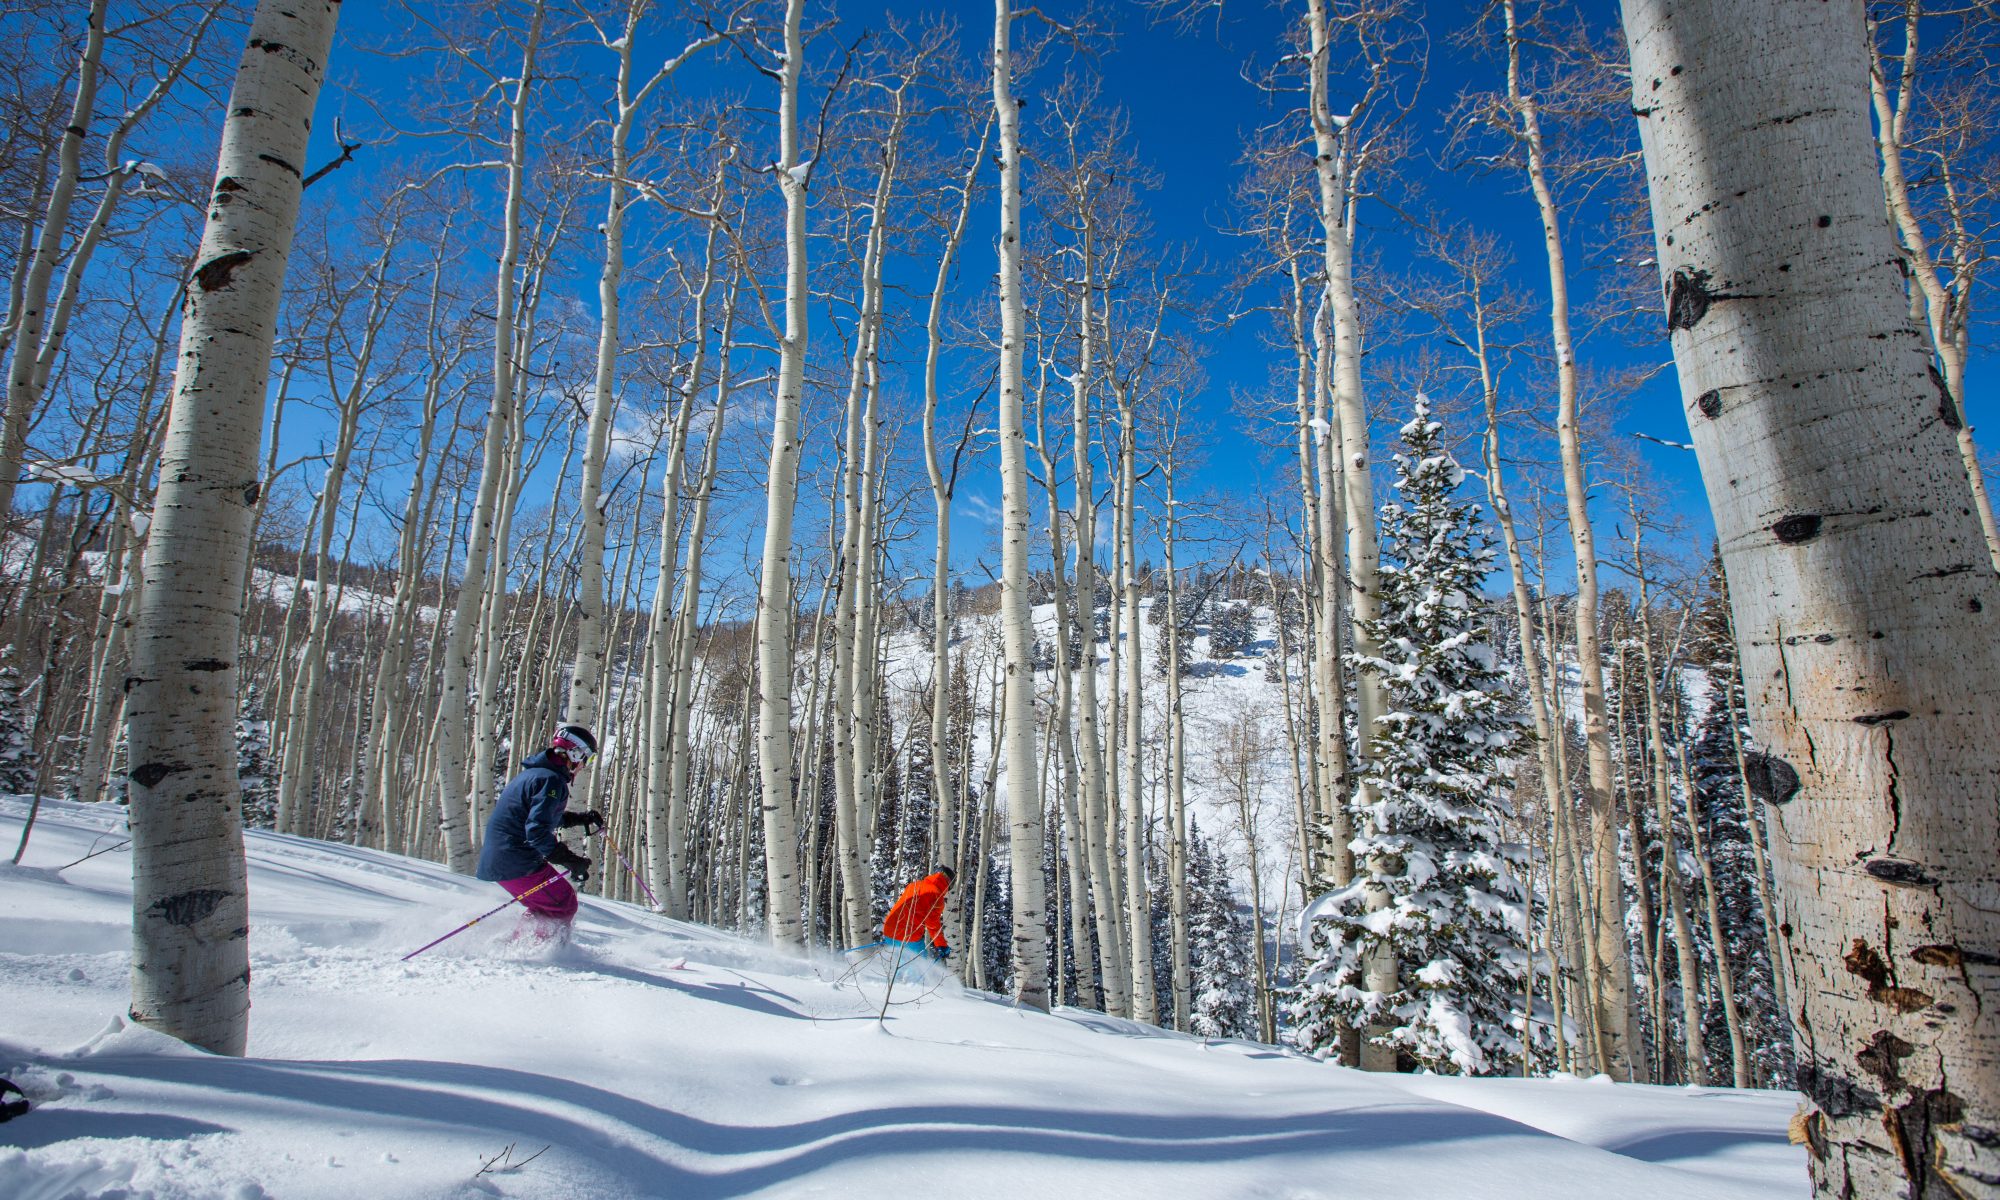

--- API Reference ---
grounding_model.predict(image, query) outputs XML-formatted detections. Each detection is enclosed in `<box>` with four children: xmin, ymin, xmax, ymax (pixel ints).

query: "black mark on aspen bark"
<box><xmin>1855</xmin><ymin>710</ymin><xmax>1912</xmax><ymax>726</ymax></box>
<box><xmin>214</xmin><ymin>177</ymin><xmax>243</xmax><ymax>194</ymax></box>
<box><xmin>1695</xmin><ymin>389</ymin><xmax>1723</xmax><ymax>418</ymax></box>
<box><xmin>1910</xmin><ymin>943</ymin><xmax>2000</xmax><ymax>968</ymax></box>
<box><xmin>122</xmin><ymin>675</ymin><xmax>153</xmax><ymax>693</ymax></box>
<box><xmin>1743</xmin><ymin>751</ymin><xmax>1801</xmax><ymax>804</ymax></box>
<box><xmin>1773</xmin><ymin>514</ymin><xmax>1823</xmax><ymax>543</ymax></box>
<box><xmin>148</xmin><ymin>889</ymin><xmax>229</xmax><ymax>928</ymax></box>
<box><xmin>1858</xmin><ymin>1030</ymin><xmax>1915</xmax><ymax>1086</ymax></box>
<box><xmin>1666</xmin><ymin>268</ymin><xmax>1715</xmax><ymax>332</ymax></box>
<box><xmin>1917</xmin><ymin>563</ymin><xmax>1974</xmax><ymax>579</ymax></box>
<box><xmin>1818</xmin><ymin>215</ymin><xmax>1833</xmax><ymax>227</ymax></box>
<box><xmin>257</xmin><ymin>152</ymin><xmax>301</xmax><ymax>180</ymax></box>
<box><xmin>1865</xmin><ymin>858</ymin><xmax>1936</xmax><ymax>887</ymax></box>
<box><xmin>184</xmin><ymin>659</ymin><xmax>230</xmax><ymax>673</ymax></box>
<box><xmin>193</xmin><ymin>250</ymin><xmax>255</xmax><ymax>293</ymax></box>
<box><xmin>1932</xmin><ymin>364</ymin><xmax>1964</xmax><ymax>431</ymax></box>
<box><xmin>1799</xmin><ymin>1060</ymin><xmax>1882</xmax><ymax>1117</ymax></box>
<box><xmin>1847</xmin><ymin>937</ymin><xmax>1937</xmax><ymax>1011</ymax></box>
<box><xmin>127</xmin><ymin>761</ymin><xmax>178</xmax><ymax>788</ymax></box>
<box><xmin>243</xmin><ymin>480</ymin><xmax>262</xmax><ymax>507</ymax></box>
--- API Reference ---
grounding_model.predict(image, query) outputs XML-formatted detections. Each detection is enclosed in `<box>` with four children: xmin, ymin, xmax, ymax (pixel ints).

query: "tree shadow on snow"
<box><xmin>2</xmin><ymin>1109</ymin><xmax>231</xmax><ymax>1149</ymax></box>
<box><xmin>1601</xmin><ymin>1127</ymin><xmax>1792</xmax><ymax>1163</ymax></box>
<box><xmin>70</xmin><ymin>1053</ymin><xmax>1551</xmax><ymax>1198</ymax></box>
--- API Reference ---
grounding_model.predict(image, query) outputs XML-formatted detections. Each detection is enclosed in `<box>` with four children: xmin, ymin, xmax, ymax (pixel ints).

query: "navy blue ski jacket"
<box><xmin>475</xmin><ymin>749</ymin><xmax>573</xmax><ymax>882</ymax></box>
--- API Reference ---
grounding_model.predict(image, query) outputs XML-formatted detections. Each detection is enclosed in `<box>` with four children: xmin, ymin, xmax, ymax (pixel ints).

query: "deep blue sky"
<box><xmin>293</xmin><ymin>0</ymin><xmax>1992</xmax><ymax>593</ymax></box>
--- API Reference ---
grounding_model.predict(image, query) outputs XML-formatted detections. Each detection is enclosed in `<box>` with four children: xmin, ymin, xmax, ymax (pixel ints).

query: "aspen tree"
<box><xmin>1499</xmin><ymin>0</ymin><xmax>1639</xmax><ymax>1080</ymax></box>
<box><xmin>1624</xmin><ymin>0</ymin><xmax>2000</xmax><ymax>1191</ymax></box>
<box><xmin>994</xmin><ymin>0</ymin><xmax>1050</xmax><ymax>1011</ymax></box>
<box><xmin>125</xmin><ymin>0</ymin><xmax>339</xmax><ymax>1056</ymax></box>
<box><xmin>753</xmin><ymin>0</ymin><xmax>812</xmax><ymax>946</ymax></box>
<box><xmin>922</xmin><ymin>117</ymin><xmax>989</xmax><ymax>965</ymax></box>
<box><xmin>0</xmin><ymin>0</ymin><xmax>222</xmax><ymax>530</ymax></box>
<box><xmin>567</xmin><ymin>5</ymin><xmax>724</xmax><ymax>741</ymax></box>
<box><xmin>1865</xmin><ymin>2</ymin><xmax>2000</xmax><ymax>571</ymax></box>
<box><xmin>435</xmin><ymin>0</ymin><xmax>548</xmax><ymax>873</ymax></box>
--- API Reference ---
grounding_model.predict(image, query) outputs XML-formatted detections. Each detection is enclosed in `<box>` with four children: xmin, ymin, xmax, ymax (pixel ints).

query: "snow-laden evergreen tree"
<box><xmin>1289</xmin><ymin>398</ymin><xmax>1547</xmax><ymax>1075</ymax></box>
<box><xmin>1187</xmin><ymin>823</ymin><xmax>1256</xmax><ymax>1039</ymax></box>
<box><xmin>0</xmin><ymin>660</ymin><xmax>38</xmax><ymax>794</ymax></box>
<box><xmin>1208</xmin><ymin>600</ymin><xmax>1254</xmax><ymax>660</ymax></box>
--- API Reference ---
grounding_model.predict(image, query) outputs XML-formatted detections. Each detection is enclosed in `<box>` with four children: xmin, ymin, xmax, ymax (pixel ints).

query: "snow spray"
<box><xmin>401</xmin><ymin>873</ymin><xmax>566</xmax><ymax>961</ymax></box>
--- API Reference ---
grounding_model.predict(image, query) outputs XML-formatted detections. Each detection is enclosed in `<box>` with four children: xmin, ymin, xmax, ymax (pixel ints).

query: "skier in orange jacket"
<box><xmin>881</xmin><ymin>865</ymin><xmax>955</xmax><ymax>963</ymax></box>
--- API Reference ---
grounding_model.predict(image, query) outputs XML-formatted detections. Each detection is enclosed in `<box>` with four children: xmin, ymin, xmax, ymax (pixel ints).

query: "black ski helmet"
<box><xmin>936</xmin><ymin>864</ymin><xmax>956</xmax><ymax>887</ymax></box>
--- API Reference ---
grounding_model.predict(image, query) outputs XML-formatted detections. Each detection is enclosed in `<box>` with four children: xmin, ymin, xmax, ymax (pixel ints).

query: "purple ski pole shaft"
<box><xmin>401</xmin><ymin>873</ymin><xmax>563</xmax><ymax>961</ymax></box>
<box><xmin>598</xmin><ymin>826</ymin><xmax>660</xmax><ymax>909</ymax></box>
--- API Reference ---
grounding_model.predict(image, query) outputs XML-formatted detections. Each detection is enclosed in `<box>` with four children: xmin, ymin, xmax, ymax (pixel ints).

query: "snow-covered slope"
<box><xmin>1</xmin><ymin>799</ymin><xmax>1803</xmax><ymax>1200</ymax></box>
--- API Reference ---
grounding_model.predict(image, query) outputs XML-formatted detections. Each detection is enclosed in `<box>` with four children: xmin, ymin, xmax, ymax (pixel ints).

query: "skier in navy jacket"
<box><xmin>476</xmin><ymin>723</ymin><xmax>604</xmax><ymax>940</ymax></box>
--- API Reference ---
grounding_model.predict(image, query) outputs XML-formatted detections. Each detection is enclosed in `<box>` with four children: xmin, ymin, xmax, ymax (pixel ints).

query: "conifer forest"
<box><xmin>3</xmin><ymin>2</ymin><xmax>1999</xmax><ymax>1197</ymax></box>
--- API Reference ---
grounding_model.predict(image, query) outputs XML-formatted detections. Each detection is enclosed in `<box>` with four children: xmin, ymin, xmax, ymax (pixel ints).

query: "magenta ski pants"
<box><xmin>499</xmin><ymin>863</ymin><xmax>578</xmax><ymax>924</ymax></box>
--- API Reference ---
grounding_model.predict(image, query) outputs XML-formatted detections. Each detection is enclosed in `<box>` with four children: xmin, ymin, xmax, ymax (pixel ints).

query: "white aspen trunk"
<box><xmin>923</xmin><ymin>121</ymin><xmax>987</xmax><ymax>964</ymax></box>
<box><xmin>665</xmin><ymin>353</ymin><xmax>730</xmax><ymax>918</ymax></box>
<box><xmin>1164</xmin><ymin>489</ymin><xmax>1190</xmax><ymax>1031</ymax></box>
<box><xmin>754</xmin><ymin>0</ymin><xmax>811</xmax><ymax>946</ymax></box>
<box><xmin>568</xmin><ymin>11</ymin><xmax>721</xmax><ymax>740</ymax></box>
<box><xmin>359</xmin><ymin>254</ymin><xmax>464</xmax><ymax>849</ymax></box>
<box><xmin>1067</xmin><ymin>204</ymin><xmax>1130</xmax><ymax>1019</ymax></box>
<box><xmin>832</xmin><ymin>109</ymin><xmax>902</xmax><ymax>945</ymax></box>
<box><xmin>276</xmin><ymin>234</ymin><xmax>398</xmax><ymax>835</ymax></box>
<box><xmin>1633</xmin><ymin>552</ymin><xmax>1706</xmax><ymax>1083</ymax></box>
<box><xmin>994</xmin><ymin>0</ymin><xmax>1049</xmax><ymax>1010</ymax></box>
<box><xmin>126</xmin><ymin>0</ymin><xmax>337</xmax><ymax>1056</ymax></box>
<box><xmin>435</xmin><ymin>0</ymin><xmax>545</xmax><ymax>873</ymax></box>
<box><xmin>1625</xmin><ymin>0</ymin><xmax>2000</xmax><ymax>1191</ymax></box>
<box><xmin>646</xmin><ymin>247</ymin><xmax>726</xmax><ymax>914</ymax></box>
<box><xmin>75</xmin><ymin>288</ymin><xmax>177</xmax><ymax>810</ymax></box>
<box><xmin>1117</xmin><ymin>400</ymin><xmax>1155</xmax><ymax>1025</ymax></box>
<box><xmin>1674</xmin><ymin>686</ymin><xmax>1752</xmax><ymax>1088</ymax></box>
<box><xmin>1305</xmin><ymin>0</ymin><xmax>1393</xmax><ymax>1069</ymax></box>
<box><xmin>1297</xmin><ymin>267</ymin><xmax>1352</xmax><ymax>898</ymax></box>
<box><xmin>0</xmin><ymin>0</ymin><xmax>107</xmax><ymax>531</ymax></box>
<box><xmin>1505</xmin><ymin>0</ymin><xmax>1639</xmax><ymax>1077</ymax></box>
<box><xmin>1867</xmin><ymin>5</ymin><xmax>2000</xmax><ymax>573</ymax></box>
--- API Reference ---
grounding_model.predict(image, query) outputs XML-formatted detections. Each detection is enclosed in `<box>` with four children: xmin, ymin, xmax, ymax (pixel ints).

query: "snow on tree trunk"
<box><xmin>125</xmin><ymin>0</ymin><xmax>338</xmax><ymax>1057</ymax></box>
<box><xmin>1624</xmin><ymin>0</ymin><xmax>2000</xmax><ymax>1192</ymax></box>
<box><xmin>993</xmin><ymin>0</ymin><xmax>1048</xmax><ymax>1012</ymax></box>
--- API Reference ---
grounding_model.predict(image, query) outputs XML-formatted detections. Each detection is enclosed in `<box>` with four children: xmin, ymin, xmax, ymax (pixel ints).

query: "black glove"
<box><xmin>561</xmin><ymin>809</ymin><xmax>607</xmax><ymax>836</ymax></box>
<box><xmin>546</xmin><ymin>842</ymin><xmax>591</xmax><ymax>886</ymax></box>
<box><xmin>930</xmin><ymin>942</ymin><xmax>951</xmax><ymax>964</ymax></box>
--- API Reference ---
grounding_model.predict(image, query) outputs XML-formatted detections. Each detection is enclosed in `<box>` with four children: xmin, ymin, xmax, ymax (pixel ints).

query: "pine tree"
<box><xmin>1208</xmin><ymin>600</ymin><xmax>1254</xmax><ymax>660</ymax></box>
<box><xmin>1187</xmin><ymin>823</ymin><xmax>1256</xmax><ymax>1039</ymax></box>
<box><xmin>0</xmin><ymin>661</ymin><xmax>39</xmax><ymax>795</ymax></box>
<box><xmin>1289</xmin><ymin>398</ymin><xmax>1547</xmax><ymax>1075</ymax></box>
<box><xmin>237</xmin><ymin>684</ymin><xmax>276</xmax><ymax>830</ymax></box>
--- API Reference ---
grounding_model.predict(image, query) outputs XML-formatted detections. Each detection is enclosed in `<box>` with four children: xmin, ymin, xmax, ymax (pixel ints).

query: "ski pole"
<box><xmin>402</xmin><ymin>873</ymin><xmax>565</xmax><ymax>961</ymax></box>
<box><xmin>595</xmin><ymin>826</ymin><xmax>660</xmax><ymax>910</ymax></box>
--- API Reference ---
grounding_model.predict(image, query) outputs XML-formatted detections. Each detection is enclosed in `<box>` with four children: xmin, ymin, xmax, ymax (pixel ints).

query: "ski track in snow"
<box><xmin>0</xmin><ymin>799</ymin><xmax>1805</xmax><ymax>1199</ymax></box>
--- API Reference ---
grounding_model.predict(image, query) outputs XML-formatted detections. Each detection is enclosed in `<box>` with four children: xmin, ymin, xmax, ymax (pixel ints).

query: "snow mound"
<box><xmin>0</xmin><ymin>798</ymin><xmax>1804</xmax><ymax>1199</ymax></box>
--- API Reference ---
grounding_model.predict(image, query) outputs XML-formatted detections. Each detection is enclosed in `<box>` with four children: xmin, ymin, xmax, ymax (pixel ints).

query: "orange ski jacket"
<box><xmin>881</xmin><ymin>872</ymin><xmax>951</xmax><ymax>948</ymax></box>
